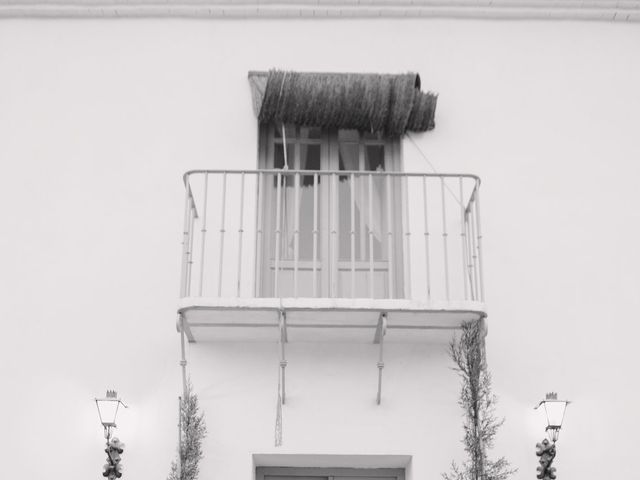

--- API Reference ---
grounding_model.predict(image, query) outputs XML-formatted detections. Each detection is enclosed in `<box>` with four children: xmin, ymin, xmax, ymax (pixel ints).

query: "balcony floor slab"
<box><xmin>178</xmin><ymin>297</ymin><xmax>487</xmax><ymax>343</ymax></box>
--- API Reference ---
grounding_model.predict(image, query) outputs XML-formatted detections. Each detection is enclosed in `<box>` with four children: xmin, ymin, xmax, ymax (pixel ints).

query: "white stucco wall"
<box><xmin>2</xmin><ymin>16</ymin><xmax>640</xmax><ymax>480</ymax></box>
<box><xmin>189</xmin><ymin>337</ymin><xmax>460</xmax><ymax>479</ymax></box>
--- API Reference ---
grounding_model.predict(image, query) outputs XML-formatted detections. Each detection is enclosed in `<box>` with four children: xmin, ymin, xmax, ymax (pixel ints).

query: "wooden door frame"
<box><xmin>256</xmin><ymin>466</ymin><xmax>405</xmax><ymax>480</ymax></box>
<box><xmin>256</xmin><ymin>123</ymin><xmax>405</xmax><ymax>299</ymax></box>
<box><xmin>257</xmin><ymin>124</ymin><xmax>330</xmax><ymax>297</ymax></box>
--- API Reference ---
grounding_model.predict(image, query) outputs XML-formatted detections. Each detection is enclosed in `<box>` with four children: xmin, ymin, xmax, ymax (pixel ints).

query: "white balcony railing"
<box><xmin>180</xmin><ymin>169</ymin><xmax>484</xmax><ymax>306</ymax></box>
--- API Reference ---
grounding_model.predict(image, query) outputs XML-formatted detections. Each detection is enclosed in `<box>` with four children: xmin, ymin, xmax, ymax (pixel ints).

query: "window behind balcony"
<box><xmin>256</xmin><ymin>124</ymin><xmax>405</xmax><ymax>299</ymax></box>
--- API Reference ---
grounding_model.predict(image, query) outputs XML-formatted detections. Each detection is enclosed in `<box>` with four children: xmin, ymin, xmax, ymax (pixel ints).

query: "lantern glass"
<box><xmin>96</xmin><ymin>397</ymin><xmax>121</xmax><ymax>427</ymax></box>
<box><xmin>544</xmin><ymin>399</ymin><xmax>568</xmax><ymax>429</ymax></box>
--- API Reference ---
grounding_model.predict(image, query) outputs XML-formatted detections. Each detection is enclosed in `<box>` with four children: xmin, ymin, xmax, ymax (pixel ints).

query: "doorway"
<box><xmin>256</xmin><ymin>466</ymin><xmax>405</xmax><ymax>480</ymax></box>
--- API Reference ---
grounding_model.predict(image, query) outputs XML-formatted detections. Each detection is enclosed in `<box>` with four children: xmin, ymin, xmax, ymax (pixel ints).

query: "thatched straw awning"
<box><xmin>248</xmin><ymin>70</ymin><xmax>437</xmax><ymax>138</ymax></box>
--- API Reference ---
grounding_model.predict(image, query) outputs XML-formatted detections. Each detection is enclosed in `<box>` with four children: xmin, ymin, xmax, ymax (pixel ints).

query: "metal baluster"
<box><xmin>274</xmin><ymin>172</ymin><xmax>282</xmax><ymax>297</ymax></box>
<box><xmin>359</xmin><ymin>171</ymin><xmax>366</xmax><ymax>262</ymax></box>
<box><xmin>465</xmin><ymin>187</ymin><xmax>477</xmax><ymax>301</ymax></box>
<box><xmin>330</xmin><ymin>172</ymin><xmax>337</xmax><ymax>298</ymax></box>
<box><xmin>368</xmin><ymin>173</ymin><xmax>374</xmax><ymax>298</ymax></box>
<box><xmin>236</xmin><ymin>172</ymin><xmax>245</xmax><ymax>297</ymax></box>
<box><xmin>385</xmin><ymin>173</ymin><xmax>394</xmax><ymax>299</ymax></box>
<box><xmin>180</xmin><ymin>176</ymin><xmax>192</xmax><ymax>297</ymax></box>
<box><xmin>350</xmin><ymin>173</ymin><xmax>356</xmax><ymax>298</ymax></box>
<box><xmin>441</xmin><ymin>177</ymin><xmax>450</xmax><ymax>301</ymax></box>
<box><xmin>293</xmin><ymin>172</ymin><xmax>300</xmax><ymax>298</ymax></box>
<box><xmin>217</xmin><ymin>172</ymin><xmax>227</xmax><ymax>297</ymax></box>
<box><xmin>422</xmin><ymin>176</ymin><xmax>431</xmax><ymax>301</ymax></box>
<box><xmin>254</xmin><ymin>172</ymin><xmax>263</xmax><ymax>298</ymax></box>
<box><xmin>459</xmin><ymin>177</ymin><xmax>468</xmax><ymax>301</ymax></box>
<box><xmin>469</xmin><ymin>193</ymin><xmax>479</xmax><ymax>301</ymax></box>
<box><xmin>465</xmin><ymin>208</ymin><xmax>475</xmax><ymax>301</ymax></box>
<box><xmin>198</xmin><ymin>173</ymin><xmax>209</xmax><ymax>296</ymax></box>
<box><xmin>474</xmin><ymin>181</ymin><xmax>485</xmax><ymax>301</ymax></box>
<box><xmin>402</xmin><ymin>175</ymin><xmax>411</xmax><ymax>300</ymax></box>
<box><xmin>312</xmin><ymin>172</ymin><xmax>318</xmax><ymax>297</ymax></box>
<box><xmin>359</xmin><ymin>140</ymin><xmax>366</xmax><ymax>262</ymax></box>
<box><xmin>186</xmin><ymin>199</ymin><xmax>196</xmax><ymax>297</ymax></box>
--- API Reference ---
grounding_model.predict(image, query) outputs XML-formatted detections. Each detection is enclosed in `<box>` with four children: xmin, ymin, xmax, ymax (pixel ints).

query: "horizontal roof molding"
<box><xmin>2</xmin><ymin>0</ymin><xmax>640</xmax><ymax>21</ymax></box>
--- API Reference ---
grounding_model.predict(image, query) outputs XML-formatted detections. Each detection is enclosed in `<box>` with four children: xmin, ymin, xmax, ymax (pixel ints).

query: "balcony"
<box><xmin>178</xmin><ymin>169</ymin><xmax>485</xmax><ymax>342</ymax></box>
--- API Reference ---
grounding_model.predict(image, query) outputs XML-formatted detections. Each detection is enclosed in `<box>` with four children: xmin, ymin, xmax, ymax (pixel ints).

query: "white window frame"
<box><xmin>256</xmin><ymin>123</ymin><xmax>406</xmax><ymax>299</ymax></box>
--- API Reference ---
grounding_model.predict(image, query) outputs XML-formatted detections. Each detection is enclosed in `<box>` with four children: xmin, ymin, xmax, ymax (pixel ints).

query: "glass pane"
<box><xmin>339</xmin><ymin>144</ymin><xmax>358</xmax><ymax>170</ymax></box>
<box><xmin>301</xmin><ymin>144</ymin><xmax>321</xmax><ymax>185</ymax></box>
<box><xmin>273</xmin><ymin>124</ymin><xmax>296</xmax><ymax>139</ymax></box>
<box><xmin>365</xmin><ymin>145</ymin><xmax>386</xmax><ymax>262</ymax></box>
<box><xmin>335</xmin><ymin>144</ymin><xmax>387</xmax><ymax>263</ymax></box>
<box><xmin>365</xmin><ymin>145</ymin><xmax>385</xmax><ymax>171</ymax></box>
<box><xmin>271</xmin><ymin>143</ymin><xmax>321</xmax><ymax>262</ymax></box>
<box><xmin>361</xmin><ymin>130</ymin><xmax>383</xmax><ymax>141</ymax></box>
<box><xmin>300</xmin><ymin>126</ymin><xmax>322</xmax><ymax>140</ymax></box>
<box><xmin>338</xmin><ymin>142</ymin><xmax>358</xmax><ymax>181</ymax></box>
<box><xmin>273</xmin><ymin>144</ymin><xmax>295</xmax><ymax>187</ymax></box>
<box><xmin>338</xmin><ymin>129</ymin><xmax>359</xmax><ymax>142</ymax></box>
<box><xmin>338</xmin><ymin>143</ymin><xmax>358</xmax><ymax>261</ymax></box>
<box><xmin>96</xmin><ymin>399</ymin><xmax>119</xmax><ymax>425</ymax></box>
<box><xmin>298</xmin><ymin>144</ymin><xmax>321</xmax><ymax>260</ymax></box>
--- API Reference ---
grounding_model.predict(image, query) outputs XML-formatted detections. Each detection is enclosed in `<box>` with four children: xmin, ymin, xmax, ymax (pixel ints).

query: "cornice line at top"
<box><xmin>1</xmin><ymin>0</ymin><xmax>639</xmax><ymax>21</ymax></box>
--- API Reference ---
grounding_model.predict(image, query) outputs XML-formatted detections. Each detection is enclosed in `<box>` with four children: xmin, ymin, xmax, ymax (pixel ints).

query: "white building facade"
<box><xmin>176</xmin><ymin>48</ymin><xmax>486</xmax><ymax>480</ymax></box>
<box><xmin>2</xmin><ymin>2</ymin><xmax>640</xmax><ymax>479</ymax></box>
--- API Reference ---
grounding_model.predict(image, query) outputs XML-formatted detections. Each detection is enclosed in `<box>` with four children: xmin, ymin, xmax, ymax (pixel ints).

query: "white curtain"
<box><xmin>338</xmin><ymin>143</ymin><xmax>384</xmax><ymax>242</ymax></box>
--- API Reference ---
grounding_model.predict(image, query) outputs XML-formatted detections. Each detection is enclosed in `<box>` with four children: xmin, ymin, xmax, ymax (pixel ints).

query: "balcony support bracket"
<box><xmin>374</xmin><ymin>312</ymin><xmax>387</xmax><ymax>405</ymax></box>
<box><xmin>278</xmin><ymin>310</ymin><xmax>288</xmax><ymax>404</ymax></box>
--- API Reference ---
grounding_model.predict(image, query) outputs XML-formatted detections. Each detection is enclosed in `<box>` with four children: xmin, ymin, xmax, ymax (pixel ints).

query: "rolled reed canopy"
<box><xmin>248</xmin><ymin>70</ymin><xmax>438</xmax><ymax>138</ymax></box>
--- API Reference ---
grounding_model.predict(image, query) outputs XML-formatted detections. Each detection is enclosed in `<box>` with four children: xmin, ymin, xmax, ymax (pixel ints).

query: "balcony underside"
<box><xmin>178</xmin><ymin>297</ymin><xmax>486</xmax><ymax>343</ymax></box>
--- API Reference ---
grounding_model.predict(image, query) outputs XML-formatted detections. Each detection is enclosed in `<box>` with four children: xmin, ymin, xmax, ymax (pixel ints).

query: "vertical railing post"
<box><xmin>402</xmin><ymin>174</ymin><xmax>411</xmax><ymax>300</ymax></box>
<box><xmin>236</xmin><ymin>172</ymin><xmax>245</xmax><ymax>297</ymax></box>
<box><xmin>350</xmin><ymin>172</ymin><xmax>356</xmax><ymax>298</ymax></box>
<box><xmin>368</xmin><ymin>173</ymin><xmax>374</xmax><ymax>298</ymax></box>
<box><xmin>217</xmin><ymin>172</ymin><xmax>227</xmax><ymax>297</ymax></box>
<box><xmin>422</xmin><ymin>176</ymin><xmax>431</xmax><ymax>301</ymax></box>
<box><xmin>441</xmin><ymin>177</ymin><xmax>450</xmax><ymax>301</ymax></box>
<box><xmin>467</xmin><ymin>186</ymin><xmax>479</xmax><ymax>301</ymax></box>
<box><xmin>254</xmin><ymin>172</ymin><xmax>263</xmax><ymax>298</ymax></box>
<box><xmin>385</xmin><ymin>173</ymin><xmax>394</xmax><ymax>299</ymax></box>
<box><xmin>180</xmin><ymin>175</ymin><xmax>192</xmax><ymax>298</ymax></box>
<box><xmin>312</xmin><ymin>172</ymin><xmax>318</xmax><ymax>297</ymax></box>
<box><xmin>293</xmin><ymin>172</ymin><xmax>300</xmax><ymax>298</ymax></box>
<box><xmin>359</xmin><ymin>171</ymin><xmax>366</xmax><ymax>262</ymax></box>
<box><xmin>471</xmin><ymin>198</ymin><xmax>480</xmax><ymax>301</ymax></box>
<box><xmin>274</xmin><ymin>172</ymin><xmax>282</xmax><ymax>297</ymax></box>
<box><xmin>465</xmin><ymin>208</ymin><xmax>476</xmax><ymax>301</ymax></box>
<box><xmin>459</xmin><ymin>177</ymin><xmax>468</xmax><ymax>300</ymax></box>
<box><xmin>330</xmin><ymin>172</ymin><xmax>338</xmax><ymax>298</ymax></box>
<box><xmin>186</xmin><ymin>199</ymin><xmax>196</xmax><ymax>297</ymax></box>
<box><xmin>198</xmin><ymin>173</ymin><xmax>209</xmax><ymax>297</ymax></box>
<box><xmin>474</xmin><ymin>180</ymin><xmax>485</xmax><ymax>302</ymax></box>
